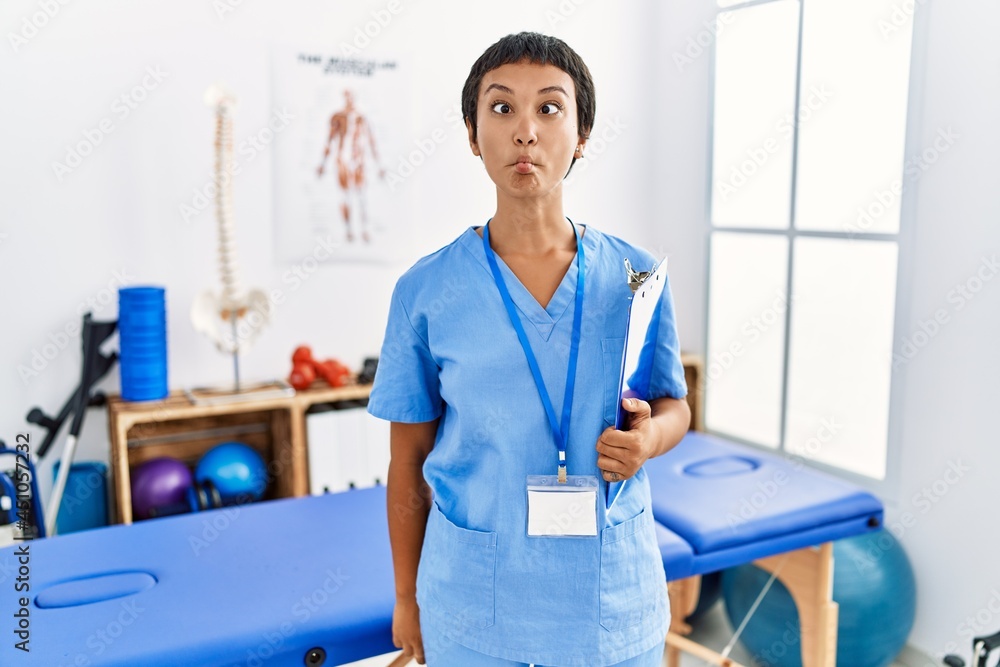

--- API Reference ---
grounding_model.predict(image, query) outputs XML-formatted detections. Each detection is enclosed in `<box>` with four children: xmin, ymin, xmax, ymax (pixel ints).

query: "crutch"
<box><xmin>25</xmin><ymin>313</ymin><xmax>117</xmax><ymax>536</ymax></box>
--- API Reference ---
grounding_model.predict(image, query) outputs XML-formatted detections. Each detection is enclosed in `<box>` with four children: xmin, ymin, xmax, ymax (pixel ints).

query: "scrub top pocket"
<box><xmin>599</xmin><ymin>507</ymin><xmax>666</xmax><ymax>632</ymax></box>
<box><xmin>602</xmin><ymin>337</ymin><xmax>626</xmax><ymax>427</ymax></box>
<box><xmin>419</xmin><ymin>502</ymin><xmax>498</xmax><ymax>629</ymax></box>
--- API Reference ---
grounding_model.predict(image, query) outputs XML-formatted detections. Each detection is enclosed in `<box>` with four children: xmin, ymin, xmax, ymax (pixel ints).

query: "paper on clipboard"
<box><xmin>606</xmin><ymin>256</ymin><xmax>670</xmax><ymax>509</ymax></box>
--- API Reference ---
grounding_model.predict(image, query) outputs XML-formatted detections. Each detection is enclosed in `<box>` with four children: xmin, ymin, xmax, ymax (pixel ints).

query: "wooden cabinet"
<box><xmin>106</xmin><ymin>384</ymin><xmax>371</xmax><ymax>524</ymax></box>
<box><xmin>681</xmin><ymin>353</ymin><xmax>704</xmax><ymax>432</ymax></box>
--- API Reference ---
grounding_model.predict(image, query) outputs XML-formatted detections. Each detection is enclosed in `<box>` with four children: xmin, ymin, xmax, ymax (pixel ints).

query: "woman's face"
<box><xmin>468</xmin><ymin>61</ymin><xmax>585</xmax><ymax>200</ymax></box>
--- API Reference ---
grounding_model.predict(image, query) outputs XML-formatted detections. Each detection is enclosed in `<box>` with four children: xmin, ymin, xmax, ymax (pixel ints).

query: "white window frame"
<box><xmin>702</xmin><ymin>0</ymin><xmax>928</xmax><ymax>499</ymax></box>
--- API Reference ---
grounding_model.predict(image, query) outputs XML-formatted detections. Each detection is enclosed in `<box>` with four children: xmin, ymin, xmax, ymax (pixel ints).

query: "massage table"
<box><xmin>0</xmin><ymin>431</ymin><xmax>882</xmax><ymax>667</ymax></box>
<box><xmin>647</xmin><ymin>431</ymin><xmax>884</xmax><ymax>667</ymax></box>
<box><xmin>0</xmin><ymin>486</ymin><xmax>405</xmax><ymax>667</ymax></box>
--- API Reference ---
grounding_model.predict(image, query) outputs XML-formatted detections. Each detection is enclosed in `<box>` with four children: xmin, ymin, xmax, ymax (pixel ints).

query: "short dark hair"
<box><xmin>462</xmin><ymin>32</ymin><xmax>596</xmax><ymax>170</ymax></box>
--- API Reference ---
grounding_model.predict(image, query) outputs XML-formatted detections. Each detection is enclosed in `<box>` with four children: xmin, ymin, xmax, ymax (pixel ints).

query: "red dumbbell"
<box><xmin>287</xmin><ymin>345</ymin><xmax>353</xmax><ymax>390</ymax></box>
<box><xmin>288</xmin><ymin>345</ymin><xmax>317</xmax><ymax>390</ymax></box>
<box><xmin>292</xmin><ymin>345</ymin><xmax>314</xmax><ymax>366</ymax></box>
<box><xmin>288</xmin><ymin>361</ymin><xmax>316</xmax><ymax>391</ymax></box>
<box><xmin>316</xmin><ymin>359</ymin><xmax>351</xmax><ymax>387</ymax></box>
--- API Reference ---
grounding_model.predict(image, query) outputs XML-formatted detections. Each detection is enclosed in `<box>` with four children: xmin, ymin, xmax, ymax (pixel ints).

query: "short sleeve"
<box><xmin>367</xmin><ymin>286</ymin><xmax>443</xmax><ymax>423</ymax></box>
<box><xmin>648</xmin><ymin>273</ymin><xmax>688</xmax><ymax>401</ymax></box>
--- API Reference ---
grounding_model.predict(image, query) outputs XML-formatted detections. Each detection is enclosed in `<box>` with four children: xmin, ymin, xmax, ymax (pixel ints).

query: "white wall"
<box><xmin>0</xmin><ymin>0</ymin><xmax>663</xmax><ymax>494</ymax></box>
<box><xmin>2</xmin><ymin>0</ymin><xmax>997</xmax><ymax>659</ymax></box>
<box><xmin>883</xmin><ymin>0</ymin><xmax>1000</xmax><ymax>658</ymax></box>
<box><xmin>650</xmin><ymin>0</ymin><xmax>715</xmax><ymax>366</ymax></box>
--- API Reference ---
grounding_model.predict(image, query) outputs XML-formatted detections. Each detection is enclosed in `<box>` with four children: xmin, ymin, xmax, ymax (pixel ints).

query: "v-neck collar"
<box><xmin>459</xmin><ymin>221</ymin><xmax>593</xmax><ymax>342</ymax></box>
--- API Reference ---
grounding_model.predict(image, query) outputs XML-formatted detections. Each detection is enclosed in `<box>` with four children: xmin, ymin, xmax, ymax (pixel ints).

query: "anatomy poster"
<box><xmin>272</xmin><ymin>47</ymin><xmax>410</xmax><ymax>263</ymax></box>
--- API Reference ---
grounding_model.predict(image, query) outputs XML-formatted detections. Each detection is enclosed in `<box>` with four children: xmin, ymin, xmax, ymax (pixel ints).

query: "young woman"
<box><xmin>368</xmin><ymin>32</ymin><xmax>691</xmax><ymax>667</ymax></box>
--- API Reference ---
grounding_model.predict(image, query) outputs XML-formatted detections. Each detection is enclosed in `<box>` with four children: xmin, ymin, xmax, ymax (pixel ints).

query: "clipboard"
<box><xmin>606</xmin><ymin>256</ymin><xmax>670</xmax><ymax>509</ymax></box>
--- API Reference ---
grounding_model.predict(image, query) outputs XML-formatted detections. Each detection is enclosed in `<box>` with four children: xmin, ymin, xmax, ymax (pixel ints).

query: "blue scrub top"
<box><xmin>368</xmin><ymin>223</ymin><xmax>687</xmax><ymax>666</ymax></box>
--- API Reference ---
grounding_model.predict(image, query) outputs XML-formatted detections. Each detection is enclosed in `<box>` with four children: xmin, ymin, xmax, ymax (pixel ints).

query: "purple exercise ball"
<box><xmin>130</xmin><ymin>457</ymin><xmax>193</xmax><ymax>520</ymax></box>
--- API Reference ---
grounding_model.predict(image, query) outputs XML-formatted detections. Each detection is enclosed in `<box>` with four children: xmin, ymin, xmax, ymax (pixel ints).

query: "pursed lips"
<box><xmin>514</xmin><ymin>156</ymin><xmax>536</xmax><ymax>174</ymax></box>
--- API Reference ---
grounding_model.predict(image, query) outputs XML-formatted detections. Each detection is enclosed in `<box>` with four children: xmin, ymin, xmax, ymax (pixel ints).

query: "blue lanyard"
<box><xmin>483</xmin><ymin>219</ymin><xmax>585</xmax><ymax>482</ymax></box>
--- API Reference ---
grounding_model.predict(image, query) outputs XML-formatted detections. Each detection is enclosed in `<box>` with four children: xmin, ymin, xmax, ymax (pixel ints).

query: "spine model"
<box><xmin>190</xmin><ymin>84</ymin><xmax>272</xmax><ymax>382</ymax></box>
<box><xmin>212</xmin><ymin>93</ymin><xmax>245</xmax><ymax>319</ymax></box>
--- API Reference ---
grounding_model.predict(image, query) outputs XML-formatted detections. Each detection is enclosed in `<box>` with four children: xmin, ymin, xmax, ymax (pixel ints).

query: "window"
<box><xmin>704</xmin><ymin>0</ymin><xmax>916</xmax><ymax>481</ymax></box>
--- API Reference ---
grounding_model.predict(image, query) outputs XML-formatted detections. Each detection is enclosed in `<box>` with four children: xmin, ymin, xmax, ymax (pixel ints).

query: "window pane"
<box><xmin>711</xmin><ymin>1</ymin><xmax>799</xmax><ymax>229</ymax></box>
<box><xmin>705</xmin><ymin>232</ymin><xmax>789</xmax><ymax>447</ymax></box>
<box><xmin>784</xmin><ymin>238</ymin><xmax>897</xmax><ymax>479</ymax></box>
<box><xmin>794</xmin><ymin>0</ymin><xmax>914</xmax><ymax>234</ymax></box>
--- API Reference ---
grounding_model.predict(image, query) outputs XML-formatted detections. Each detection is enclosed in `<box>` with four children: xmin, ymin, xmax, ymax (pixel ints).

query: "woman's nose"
<box><xmin>514</xmin><ymin>117</ymin><xmax>537</xmax><ymax>145</ymax></box>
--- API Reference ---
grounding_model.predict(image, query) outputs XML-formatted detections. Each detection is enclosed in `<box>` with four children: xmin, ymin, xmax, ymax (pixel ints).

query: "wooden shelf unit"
<box><xmin>680</xmin><ymin>352</ymin><xmax>704</xmax><ymax>432</ymax></box>
<box><xmin>106</xmin><ymin>383</ymin><xmax>372</xmax><ymax>524</ymax></box>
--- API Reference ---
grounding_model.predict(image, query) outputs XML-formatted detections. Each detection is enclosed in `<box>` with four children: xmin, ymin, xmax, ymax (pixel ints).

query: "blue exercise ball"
<box><xmin>721</xmin><ymin>529</ymin><xmax>916</xmax><ymax>667</ymax></box>
<box><xmin>195</xmin><ymin>442</ymin><xmax>268</xmax><ymax>503</ymax></box>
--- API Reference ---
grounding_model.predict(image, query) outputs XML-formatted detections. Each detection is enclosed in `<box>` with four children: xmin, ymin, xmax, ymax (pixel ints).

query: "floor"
<box><xmin>341</xmin><ymin>600</ymin><xmax>909</xmax><ymax>666</ymax></box>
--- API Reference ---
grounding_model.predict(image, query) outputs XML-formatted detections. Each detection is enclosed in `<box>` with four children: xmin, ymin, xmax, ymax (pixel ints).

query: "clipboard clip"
<box><xmin>624</xmin><ymin>258</ymin><xmax>653</xmax><ymax>294</ymax></box>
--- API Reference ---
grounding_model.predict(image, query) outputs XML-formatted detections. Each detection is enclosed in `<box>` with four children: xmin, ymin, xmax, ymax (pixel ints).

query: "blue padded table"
<box><xmin>647</xmin><ymin>431</ymin><xmax>884</xmax><ymax>667</ymax></box>
<box><xmin>0</xmin><ymin>432</ymin><xmax>884</xmax><ymax>667</ymax></box>
<box><xmin>0</xmin><ymin>486</ymin><xmax>400</xmax><ymax>667</ymax></box>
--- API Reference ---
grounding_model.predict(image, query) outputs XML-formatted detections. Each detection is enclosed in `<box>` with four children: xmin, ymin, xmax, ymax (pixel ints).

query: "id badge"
<box><xmin>526</xmin><ymin>475</ymin><xmax>598</xmax><ymax>537</ymax></box>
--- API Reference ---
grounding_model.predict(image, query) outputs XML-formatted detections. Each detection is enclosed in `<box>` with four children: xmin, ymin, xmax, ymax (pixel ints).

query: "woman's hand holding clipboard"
<box><xmin>600</xmin><ymin>257</ymin><xmax>670</xmax><ymax>509</ymax></box>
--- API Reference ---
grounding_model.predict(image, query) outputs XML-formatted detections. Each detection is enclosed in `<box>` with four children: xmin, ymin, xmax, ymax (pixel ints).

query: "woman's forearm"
<box><xmin>648</xmin><ymin>397</ymin><xmax>692</xmax><ymax>459</ymax></box>
<box><xmin>386</xmin><ymin>420</ymin><xmax>437</xmax><ymax>601</ymax></box>
<box><xmin>387</xmin><ymin>459</ymin><xmax>432</xmax><ymax>601</ymax></box>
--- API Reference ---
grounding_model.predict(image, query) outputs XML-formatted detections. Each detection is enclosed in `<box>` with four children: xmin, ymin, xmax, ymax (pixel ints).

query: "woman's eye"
<box><xmin>491</xmin><ymin>102</ymin><xmax>512</xmax><ymax>114</ymax></box>
<box><xmin>539</xmin><ymin>103</ymin><xmax>561</xmax><ymax>115</ymax></box>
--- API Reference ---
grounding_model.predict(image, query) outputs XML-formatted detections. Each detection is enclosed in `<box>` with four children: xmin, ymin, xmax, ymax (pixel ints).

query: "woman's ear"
<box><xmin>466</xmin><ymin>118</ymin><xmax>481</xmax><ymax>157</ymax></box>
<box><xmin>575</xmin><ymin>133</ymin><xmax>589</xmax><ymax>158</ymax></box>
